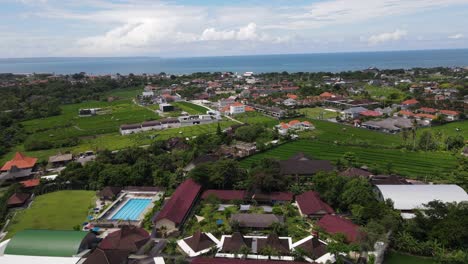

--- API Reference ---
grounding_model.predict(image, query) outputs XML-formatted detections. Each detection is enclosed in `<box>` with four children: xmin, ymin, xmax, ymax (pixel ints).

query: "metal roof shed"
<box><xmin>4</xmin><ymin>230</ymin><xmax>94</xmax><ymax>257</ymax></box>
<box><xmin>375</xmin><ymin>184</ymin><xmax>468</xmax><ymax>211</ymax></box>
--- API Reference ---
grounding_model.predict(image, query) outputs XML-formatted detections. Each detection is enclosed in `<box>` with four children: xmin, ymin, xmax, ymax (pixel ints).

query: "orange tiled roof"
<box><xmin>320</xmin><ymin>92</ymin><xmax>334</xmax><ymax>98</ymax></box>
<box><xmin>401</xmin><ymin>99</ymin><xmax>419</xmax><ymax>105</ymax></box>
<box><xmin>439</xmin><ymin>110</ymin><xmax>459</xmax><ymax>116</ymax></box>
<box><xmin>1</xmin><ymin>152</ymin><xmax>37</xmax><ymax>171</ymax></box>
<box><xmin>415</xmin><ymin>113</ymin><xmax>436</xmax><ymax>120</ymax></box>
<box><xmin>20</xmin><ymin>178</ymin><xmax>40</xmax><ymax>188</ymax></box>
<box><xmin>287</xmin><ymin>94</ymin><xmax>298</xmax><ymax>100</ymax></box>
<box><xmin>399</xmin><ymin>110</ymin><xmax>415</xmax><ymax>116</ymax></box>
<box><xmin>288</xmin><ymin>120</ymin><xmax>301</xmax><ymax>126</ymax></box>
<box><xmin>419</xmin><ymin>107</ymin><xmax>437</xmax><ymax>113</ymax></box>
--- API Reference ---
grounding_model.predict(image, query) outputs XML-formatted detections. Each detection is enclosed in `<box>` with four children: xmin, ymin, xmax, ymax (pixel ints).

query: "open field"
<box><xmin>418</xmin><ymin>121</ymin><xmax>468</xmax><ymax>138</ymax></box>
<box><xmin>299</xmin><ymin>107</ymin><xmax>339</xmax><ymax>120</ymax></box>
<box><xmin>172</xmin><ymin>101</ymin><xmax>209</xmax><ymax>114</ymax></box>
<box><xmin>365</xmin><ymin>85</ymin><xmax>407</xmax><ymax>102</ymax></box>
<box><xmin>384</xmin><ymin>251</ymin><xmax>436</xmax><ymax>264</ymax></box>
<box><xmin>1</xmin><ymin>120</ymin><xmax>236</xmax><ymax>164</ymax></box>
<box><xmin>235</xmin><ymin>112</ymin><xmax>277</xmax><ymax>126</ymax></box>
<box><xmin>6</xmin><ymin>191</ymin><xmax>95</xmax><ymax>239</ymax></box>
<box><xmin>240</xmin><ymin>140</ymin><xmax>458</xmax><ymax>179</ymax></box>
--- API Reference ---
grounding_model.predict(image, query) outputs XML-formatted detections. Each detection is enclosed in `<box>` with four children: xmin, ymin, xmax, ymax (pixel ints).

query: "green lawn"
<box><xmin>419</xmin><ymin>121</ymin><xmax>468</xmax><ymax>139</ymax></box>
<box><xmin>172</xmin><ymin>101</ymin><xmax>209</xmax><ymax>114</ymax></box>
<box><xmin>365</xmin><ymin>85</ymin><xmax>407</xmax><ymax>102</ymax></box>
<box><xmin>299</xmin><ymin>107</ymin><xmax>339</xmax><ymax>120</ymax></box>
<box><xmin>6</xmin><ymin>191</ymin><xmax>96</xmax><ymax>239</ymax></box>
<box><xmin>235</xmin><ymin>112</ymin><xmax>277</xmax><ymax>126</ymax></box>
<box><xmin>384</xmin><ymin>251</ymin><xmax>436</xmax><ymax>264</ymax></box>
<box><xmin>240</xmin><ymin>140</ymin><xmax>458</xmax><ymax>179</ymax></box>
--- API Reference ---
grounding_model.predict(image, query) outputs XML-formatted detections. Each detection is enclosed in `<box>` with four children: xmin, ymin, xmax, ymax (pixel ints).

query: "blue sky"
<box><xmin>1</xmin><ymin>0</ymin><xmax>468</xmax><ymax>58</ymax></box>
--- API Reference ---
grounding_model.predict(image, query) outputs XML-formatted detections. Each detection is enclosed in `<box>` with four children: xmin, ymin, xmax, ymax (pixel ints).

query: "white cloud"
<box><xmin>367</xmin><ymin>30</ymin><xmax>407</xmax><ymax>45</ymax></box>
<box><xmin>448</xmin><ymin>33</ymin><xmax>464</xmax><ymax>39</ymax></box>
<box><xmin>200</xmin><ymin>23</ymin><xmax>272</xmax><ymax>42</ymax></box>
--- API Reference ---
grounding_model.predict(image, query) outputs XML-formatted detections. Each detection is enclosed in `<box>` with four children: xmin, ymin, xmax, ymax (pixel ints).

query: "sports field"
<box><xmin>6</xmin><ymin>191</ymin><xmax>96</xmax><ymax>239</ymax></box>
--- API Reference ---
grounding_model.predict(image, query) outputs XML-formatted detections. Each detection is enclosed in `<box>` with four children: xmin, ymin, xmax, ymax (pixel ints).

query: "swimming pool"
<box><xmin>110</xmin><ymin>198</ymin><xmax>152</xmax><ymax>221</ymax></box>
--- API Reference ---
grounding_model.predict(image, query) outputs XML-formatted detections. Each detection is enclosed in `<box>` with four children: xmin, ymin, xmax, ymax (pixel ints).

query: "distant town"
<box><xmin>0</xmin><ymin>67</ymin><xmax>467</xmax><ymax>264</ymax></box>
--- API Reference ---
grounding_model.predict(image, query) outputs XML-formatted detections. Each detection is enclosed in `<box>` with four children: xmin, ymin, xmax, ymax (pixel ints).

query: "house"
<box><xmin>291</xmin><ymin>235</ymin><xmax>333</xmax><ymax>263</ymax></box>
<box><xmin>317</xmin><ymin>215</ymin><xmax>361</xmax><ymax>243</ymax></box>
<box><xmin>400</xmin><ymin>99</ymin><xmax>419</xmax><ymax>109</ymax></box>
<box><xmin>359</xmin><ymin>110</ymin><xmax>382</xmax><ymax>118</ymax></box>
<box><xmin>374</xmin><ymin>107</ymin><xmax>393</xmax><ymax>116</ymax></box>
<box><xmin>283</xmin><ymin>98</ymin><xmax>297</xmax><ymax>107</ymax></box>
<box><xmin>296</xmin><ymin>191</ymin><xmax>334</xmax><ymax>218</ymax></box>
<box><xmin>218</xmin><ymin>232</ymin><xmax>293</xmax><ymax>258</ymax></box>
<box><xmin>231</xmin><ymin>141</ymin><xmax>257</xmax><ymax>157</ymax></box>
<box><xmin>278</xmin><ymin>153</ymin><xmax>334</xmax><ymax>177</ymax></box>
<box><xmin>361</xmin><ymin>117</ymin><xmax>413</xmax><ymax>134</ymax></box>
<box><xmin>220</xmin><ymin>102</ymin><xmax>254</xmax><ymax>115</ymax></box>
<box><xmin>0</xmin><ymin>152</ymin><xmax>37</xmax><ymax>181</ymax></box>
<box><xmin>99</xmin><ymin>226</ymin><xmax>150</xmax><ymax>252</ymax></box>
<box><xmin>319</xmin><ymin>92</ymin><xmax>336</xmax><ymax>99</ymax></box>
<box><xmin>154</xmin><ymin>179</ymin><xmax>201</xmax><ymax>233</ymax></box>
<box><xmin>202</xmin><ymin>190</ymin><xmax>247</xmax><ymax>202</ymax></box>
<box><xmin>230</xmin><ymin>213</ymin><xmax>284</xmax><ymax>229</ymax></box>
<box><xmin>276</xmin><ymin>120</ymin><xmax>314</xmax><ymax>136</ymax></box>
<box><xmin>341</xmin><ymin>107</ymin><xmax>368</xmax><ymax>120</ymax></box>
<box><xmin>374</xmin><ymin>184</ymin><xmax>468</xmax><ymax>219</ymax></box>
<box><xmin>20</xmin><ymin>178</ymin><xmax>40</xmax><ymax>189</ymax></box>
<box><xmin>160</xmin><ymin>118</ymin><xmax>181</xmax><ymax>129</ymax></box>
<box><xmin>247</xmin><ymin>104</ymin><xmax>286</xmax><ymax>118</ymax></box>
<box><xmin>98</xmin><ymin>186</ymin><xmax>123</xmax><ymax>201</ymax></box>
<box><xmin>257</xmin><ymin>233</ymin><xmax>290</xmax><ymax>255</ymax></box>
<box><xmin>462</xmin><ymin>146</ymin><xmax>468</xmax><ymax>157</ymax></box>
<box><xmin>48</xmin><ymin>153</ymin><xmax>73</xmax><ymax>168</ymax></box>
<box><xmin>177</xmin><ymin>231</ymin><xmax>220</xmax><ymax>257</ymax></box>
<box><xmin>418</xmin><ymin>107</ymin><xmax>437</xmax><ymax>114</ymax></box>
<box><xmin>7</xmin><ymin>192</ymin><xmax>31</xmax><ymax>208</ymax></box>
<box><xmin>178</xmin><ymin>115</ymin><xmax>218</xmax><ymax>127</ymax></box>
<box><xmin>439</xmin><ymin>110</ymin><xmax>460</xmax><ymax>121</ymax></box>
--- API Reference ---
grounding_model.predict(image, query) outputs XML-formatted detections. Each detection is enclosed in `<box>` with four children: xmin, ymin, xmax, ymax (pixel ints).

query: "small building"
<box><xmin>7</xmin><ymin>193</ymin><xmax>31</xmax><ymax>208</ymax></box>
<box><xmin>20</xmin><ymin>178</ymin><xmax>40</xmax><ymax>189</ymax></box>
<box><xmin>439</xmin><ymin>110</ymin><xmax>460</xmax><ymax>121</ymax></box>
<box><xmin>296</xmin><ymin>191</ymin><xmax>334</xmax><ymax>218</ymax></box>
<box><xmin>276</xmin><ymin>120</ymin><xmax>314</xmax><ymax>136</ymax></box>
<box><xmin>230</xmin><ymin>213</ymin><xmax>284</xmax><ymax>229</ymax></box>
<box><xmin>370</xmin><ymin>175</ymin><xmax>409</xmax><ymax>185</ymax></box>
<box><xmin>154</xmin><ymin>179</ymin><xmax>201</xmax><ymax>233</ymax></box>
<box><xmin>160</xmin><ymin>118</ymin><xmax>180</xmax><ymax>129</ymax></box>
<box><xmin>48</xmin><ymin>153</ymin><xmax>73</xmax><ymax>168</ymax></box>
<box><xmin>177</xmin><ymin>231</ymin><xmax>220</xmax><ymax>257</ymax></box>
<box><xmin>400</xmin><ymin>99</ymin><xmax>419</xmax><ymax>109</ymax></box>
<box><xmin>278</xmin><ymin>153</ymin><xmax>334</xmax><ymax>177</ymax></box>
<box><xmin>98</xmin><ymin>186</ymin><xmax>123</xmax><ymax>201</ymax></box>
<box><xmin>317</xmin><ymin>215</ymin><xmax>361</xmax><ymax>243</ymax></box>
<box><xmin>119</xmin><ymin>124</ymin><xmax>142</xmax><ymax>135</ymax></box>
<box><xmin>159</xmin><ymin>103</ymin><xmax>174</xmax><ymax>112</ymax></box>
<box><xmin>341</xmin><ymin>107</ymin><xmax>368</xmax><ymax>120</ymax></box>
<box><xmin>374</xmin><ymin>184</ymin><xmax>468</xmax><ymax>219</ymax></box>
<box><xmin>339</xmin><ymin>167</ymin><xmax>373</xmax><ymax>178</ymax></box>
<box><xmin>291</xmin><ymin>235</ymin><xmax>333</xmax><ymax>263</ymax></box>
<box><xmin>232</xmin><ymin>141</ymin><xmax>257</xmax><ymax>157</ymax></box>
<box><xmin>141</xmin><ymin>120</ymin><xmax>162</xmax><ymax>131</ymax></box>
<box><xmin>178</xmin><ymin>115</ymin><xmax>217</xmax><ymax>127</ymax></box>
<box><xmin>99</xmin><ymin>226</ymin><xmax>150</xmax><ymax>252</ymax></box>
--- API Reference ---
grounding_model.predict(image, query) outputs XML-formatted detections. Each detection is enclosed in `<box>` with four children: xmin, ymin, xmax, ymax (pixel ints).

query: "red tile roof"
<box><xmin>154</xmin><ymin>179</ymin><xmax>201</xmax><ymax>225</ymax></box>
<box><xmin>296</xmin><ymin>191</ymin><xmax>334</xmax><ymax>216</ymax></box>
<box><xmin>439</xmin><ymin>110</ymin><xmax>460</xmax><ymax>116</ymax></box>
<box><xmin>1</xmin><ymin>152</ymin><xmax>37</xmax><ymax>171</ymax></box>
<box><xmin>317</xmin><ymin>215</ymin><xmax>361</xmax><ymax>243</ymax></box>
<box><xmin>20</xmin><ymin>178</ymin><xmax>40</xmax><ymax>188</ymax></box>
<box><xmin>287</xmin><ymin>94</ymin><xmax>298</xmax><ymax>100</ymax></box>
<box><xmin>401</xmin><ymin>99</ymin><xmax>419</xmax><ymax>105</ymax></box>
<box><xmin>191</xmin><ymin>257</ymin><xmax>309</xmax><ymax>264</ymax></box>
<box><xmin>319</xmin><ymin>92</ymin><xmax>335</xmax><ymax>98</ymax></box>
<box><xmin>419</xmin><ymin>107</ymin><xmax>437</xmax><ymax>113</ymax></box>
<box><xmin>7</xmin><ymin>192</ymin><xmax>30</xmax><ymax>206</ymax></box>
<box><xmin>398</xmin><ymin>110</ymin><xmax>415</xmax><ymax>117</ymax></box>
<box><xmin>201</xmin><ymin>190</ymin><xmax>246</xmax><ymax>201</ymax></box>
<box><xmin>415</xmin><ymin>113</ymin><xmax>436</xmax><ymax>120</ymax></box>
<box><xmin>288</xmin><ymin>120</ymin><xmax>301</xmax><ymax>126</ymax></box>
<box><xmin>359</xmin><ymin>110</ymin><xmax>382</xmax><ymax>117</ymax></box>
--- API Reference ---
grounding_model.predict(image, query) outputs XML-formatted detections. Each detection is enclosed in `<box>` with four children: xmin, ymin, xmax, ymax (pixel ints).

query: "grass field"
<box><xmin>384</xmin><ymin>251</ymin><xmax>436</xmax><ymax>264</ymax></box>
<box><xmin>418</xmin><ymin>121</ymin><xmax>468</xmax><ymax>138</ymax></box>
<box><xmin>365</xmin><ymin>85</ymin><xmax>407</xmax><ymax>102</ymax></box>
<box><xmin>1</xmin><ymin>120</ymin><xmax>236</xmax><ymax>164</ymax></box>
<box><xmin>235</xmin><ymin>112</ymin><xmax>277</xmax><ymax>126</ymax></box>
<box><xmin>172</xmin><ymin>101</ymin><xmax>209</xmax><ymax>114</ymax></box>
<box><xmin>299</xmin><ymin>107</ymin><xmax>339</xmax><ymax>120</ymax></box>
<box><xmin>240</xmin><ymin>140</ymin><xmax>457</xmax><ymax>179</ymax></box>
<box><xmin>6</xmin><ymin>191</ymin><xmax>96</xmax><ymax>239</ymax></box>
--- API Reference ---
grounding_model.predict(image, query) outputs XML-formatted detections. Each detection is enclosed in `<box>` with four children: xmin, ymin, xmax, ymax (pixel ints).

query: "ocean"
<box><xmin>0</xmin><ymin>49</ymin><xmax>467</xmax><ymax>75</ymax></box>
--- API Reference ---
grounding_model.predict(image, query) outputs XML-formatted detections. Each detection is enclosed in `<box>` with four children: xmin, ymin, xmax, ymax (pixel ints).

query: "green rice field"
<box><xmin>384</xmin><ymin>251</ymin><xmax>436</xmax><ymax>264</ymax></box>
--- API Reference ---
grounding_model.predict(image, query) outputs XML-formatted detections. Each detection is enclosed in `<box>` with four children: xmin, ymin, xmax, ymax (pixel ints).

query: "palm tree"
<box><xmin>411</xmin><ymin>119</ymin><xmax>418</xmax><ymax>150</ymax></box>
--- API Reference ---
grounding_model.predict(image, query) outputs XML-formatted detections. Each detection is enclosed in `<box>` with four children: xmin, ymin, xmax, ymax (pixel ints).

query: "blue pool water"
<box><xmin>110</xmin><ymin>198</ymin><xmax>152</xmax><ymax>221</ymax></box>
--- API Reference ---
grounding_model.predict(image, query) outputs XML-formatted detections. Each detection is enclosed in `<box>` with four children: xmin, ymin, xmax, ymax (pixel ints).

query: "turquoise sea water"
<box><xmin>110</xmin><ymin>198</ymin><xmax>151</xmax><ymax>221</ymax></box>
<box><xmin>0</xmin><ymin>49</ymin><xmax>467</xmax><ymax>74</ymax></box>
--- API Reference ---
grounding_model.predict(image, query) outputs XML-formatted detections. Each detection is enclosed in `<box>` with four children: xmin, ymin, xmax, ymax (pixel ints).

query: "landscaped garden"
<box><xmin>6</xmin><ymin>190</ymin><xmax>96</xmax><ymax>239</ymax></box>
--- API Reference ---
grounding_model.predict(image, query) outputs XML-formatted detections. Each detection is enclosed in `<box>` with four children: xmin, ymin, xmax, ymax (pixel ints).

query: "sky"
<box><xmin>1</xmin><ymin>0</ymin><xmax>468</xmax><ymax>58</ymax></box>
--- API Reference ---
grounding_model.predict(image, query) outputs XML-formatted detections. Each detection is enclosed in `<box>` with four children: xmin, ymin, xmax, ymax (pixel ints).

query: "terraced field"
<box><xmin>240</xmin><ymin>139</ymin><xmax>457</xmax><ymax>179</ymax></box>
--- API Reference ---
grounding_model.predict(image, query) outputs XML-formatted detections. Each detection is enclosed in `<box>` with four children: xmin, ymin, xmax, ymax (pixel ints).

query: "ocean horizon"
<box><xmin>1</xmin><ymin>49</ymin><xmax>467</xmax><ymax>75</ymax></box>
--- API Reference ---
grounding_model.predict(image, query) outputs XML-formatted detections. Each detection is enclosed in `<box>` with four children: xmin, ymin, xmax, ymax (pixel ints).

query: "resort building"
<box><xmin>201</xmin><ymin>190</ymin><xmax>247</xmax><ymax>202</ymax></box>
<box><xmin>291</xmin><ymin>235</ymin><xmax>334</xmax><ymax>263</ymax></box>
<box><xmin>276</xmin><ymin>120</ymin><xmax>314</xmax><ymax>136</ymax></box>
<box><xmin>6</xmin><ymin>192</ymin><xmax>31</xmax><ymax>208</ymax></box>
<box><xmin>317</xmin><ymin>215</ymin><xmax>362</xmax><ymax>243</ymax></box>
<box><xmin>374</xmin><ymin>184</ymin><xmax>468</xmax><ymax>219</ymax></box>
<box><xmin>154</xmin><ymin>179</ymin><xmax>202</xmax><ymax>233</ymax></box>
<box><xmin>296</xmin><ymin>191</ymin><xmax>334</xmax><ymax>218</ymax></box>
<box><xmin>0</xmin><ymin>152</ymin><xmax>37</xmax><ymax>181</ymax></box>
<box><xmin>177</xmin><ymin>230</ymin><xmax>221</xmax><ymax>257</ymax></box>
<box><xmin>220</xmin><ymin>102</ymin><xmax>254</xmax><ymax>115</ymax></box>
<box><xmin>278</xmin><ymin>153</ymin><xmax>334</xmax><ymax>177</ymax></box>
<box><xmin>230</xmin><ymin>213</ymin><xmax>284</xmax><ymax>229</ymax></box>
